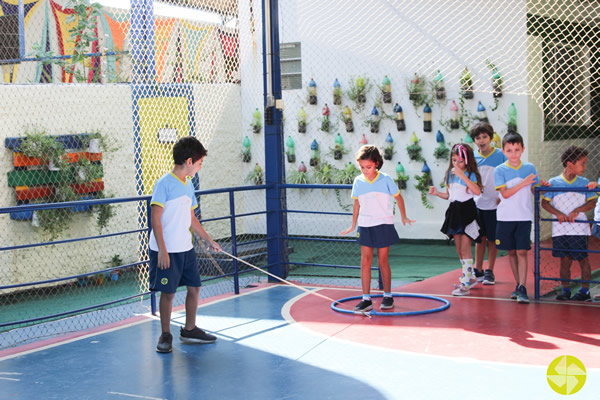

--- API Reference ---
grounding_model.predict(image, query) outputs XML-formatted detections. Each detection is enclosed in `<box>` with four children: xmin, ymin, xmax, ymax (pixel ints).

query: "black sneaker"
<box><xmin>180</xmin><ymin>326</ymin><xmax>217</xmax><ymax>344</ymax></box>
<box><xmin>556</xmin><ymin>290</ymin><xmax>571</xmax><ymax>300</ymax></box>
<box><xmin>482</xmin><ymin>269</ymin><xmax>495</xmax><ymax>285</ymax></box>
<box><xmin>517</xmin><ymin>285</ymin><xmax>529</xmax><ymax>304</ymax></box>
<box><xmin>474</xmin><ymin>268</ymin><xmax>485</xmax><ymax>282</ymax></box>
<box><xmin>353</xmin><ymin>299</ymin><xmax>373</xmax><ymax>312</ymax></box>
<box><xmin>380</xmin><ymin>296</ymin><xmax>394</xmax><ymax>310</ymax></box>
<box><xmin>572</xmin><ymin>291</ymin><xmax>591</xmax><ymax>301</ymax></box>
<box><xmin>510</xmin><ymin>284</ymin><xmax>520</xmax><ymax>300</ymax></box>
<box><xmin>156</xmin><ymin>332</ymin><xmax>173</xmax><ymax>353</ymax></box>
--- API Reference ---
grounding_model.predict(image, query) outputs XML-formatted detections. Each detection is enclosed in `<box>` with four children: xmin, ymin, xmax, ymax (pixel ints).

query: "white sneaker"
<box><xmin>452</xmin><ymin>284</ymin><xmax>470</xmax><ymax>296</ymax></box>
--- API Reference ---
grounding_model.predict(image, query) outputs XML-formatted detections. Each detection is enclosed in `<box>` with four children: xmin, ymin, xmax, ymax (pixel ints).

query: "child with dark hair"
<box><xmin>340</xmin><ymin>145</ymin><xmax>414</xmax><ymax>312</ymax></box>
<box><xmin>149</xmin><ymin>136</ymin><xmax>222</xmax><ymax>353</ymax></box>
<box><xmin>542</xmin><ymin>146</ymin><xmax>597</xmax><ymax>301</ymax></box>
<box><xmin>429</xmin><ymin>144</ymin><xmax>483</xmax><ymax>296</ymax></box>
<box><xmin>470</xmin><ymin>122</ymin><xmax>507</xmax><ymax>285</ymax></box>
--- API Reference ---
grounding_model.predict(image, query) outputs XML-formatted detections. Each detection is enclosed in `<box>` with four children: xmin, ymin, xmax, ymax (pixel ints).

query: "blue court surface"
<box><xmin>1</xmin><ymin>284</ymin><xmax>598</xmax><ymax>400</ymax></box>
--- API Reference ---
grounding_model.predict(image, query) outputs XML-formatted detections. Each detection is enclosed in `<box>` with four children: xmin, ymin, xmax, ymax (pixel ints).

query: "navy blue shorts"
<box><xmin>552</xmin><ymin>235</ymin><xmax>589</xmax><ymax>260</ymax></box>
<box><xmin>149</xmin><ymin>248</ymin><xmax>201</xmax><ymax>293</ymax></box>
<box><xmin>495</xmin><ymin>221</ymin><xmax>531</xmax><ymax>251</ymax></box>
<box><xmin>357</xmin><ymin>224</ymin><xmax>400</xmax><ymax>248</ymax></box>
<box><xmin>478</xmin><ymin>209</ymin><xmax>498</xmax><ymax>242</ymax></box>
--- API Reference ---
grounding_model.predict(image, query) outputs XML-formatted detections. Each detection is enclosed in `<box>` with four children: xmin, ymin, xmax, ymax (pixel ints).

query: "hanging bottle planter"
<box><xmin>507</xmin><ymin>102</ymin><xmax>517</xmax><ymax>133</ymax></box>
<box><xmin>333</xmin><ymin>134</ymin><xmax>345</xmax><ymax>160</ymax></box>
<box><xmin>408</xmin><ymin>73</ymin><xmax>421</xmax><ymax>101</ymax></box>
<box><xmin>298</xmin><ymin>108</ymin><xmax>307</xmax><ymax>133</ymax></box>
<box><xmin>252</xmin><ymin>108</ymin><xmax>262</xmax><ymax>133</ymax></box>
<box><xmin>356</xmin><ymin>76</ymin><xmax>367</xmax><ymax>103</ymax></box>
<box><xmin>321</xmin><ymin>104</ymin><xmax>331</xmax><ymax>132</ymax></box>
<box><xmin>394</xmin><ymin>103</ymin><xmax>406</xmax><ymax>131</ymax></box>
<box><xmin>242</xmin><ymin>136</ymin><xmax>252</xmax><ymax>163</ymax></box>
<box><xmin>477</xmin><ymin>101</ymin><xmax>488</xmax><ymax>123</ymax></box>
<box><xmin>384</xmin><ymin>133</ymin><xmax>395</xmax><ymax>160</ymax></box>
<box><xmin>370</xmin><ymin>106</ymin><xmax>380</xmax><ymax>133</ymax></box>
<box><xmin>459</xmin><ymin>67</ymin><xmax>474</xmax><ymax>99</ymax></box>
<box><xmin>487</xmin><ymin>60</ymin><xmax>503</xmax><ymax>98</ymax></box>
<box><xmin>288</xmin><ymin>161</ymin><xmax>310</xmax><ymax>184</ymax></box>
<box><xmin>360</xmin><ymin>134</ymin><xmax>368</xmax><ymax>145</ymax></box>
<box><xmin>463</xmin><ymin>132</ymin><xmax>474</xmax><ymax>146</ymax></box>
<box><xmin>395</xmin><ymin>161</ymin><xmax>410</xmax><ymax>189</ymax></box>
<box><xmin>308</xmin><ymin>78</ymin><xmax>317</xmax><ymax>105</ymax></box>
<box><xmin>433</xmin><ymin>130</ymin><xmax>450</xmax><ymax>161</ymax></box>
<box><xmin>449</xmin><ymin>100</ymin><xmax>460</xmax><ymax>130</ymax></box>
<box><xmin>407</xmin><ymin>132</ymin><xmax>423</xmax><ymax>162</ymax></box>
<box><xmin>286</xmin><ymin>136</ymin><xmax>296</xmax><ymax>163</ymax></box>
<box><xmin>342</xmin><ymin>106</ymin><xmax>354</xmax><ymax>132</ymax></box>
<box><xmin>310</xmin><ymin>139</ymin><xmax>320</xmax><ymax>167</ymax></box>
<box><xmin>415</xmin><ymin>161</ymin><xmax>434</xmax><ymax>209</ymax></box>
<box><xmin>492</xmin><ymin>132</ymin><xmax>502</xmax><ymax>148</ymax></box>
<box><xmin>423</xmin><ymin>103</ymin><xmax>432</xmax><ymax>132</ymax></box>
<box><xmin>422</xmin><ymin>161</ymin><xmax>433</xmax><ymax>186</ymax></box>
<box><xmin>433</xmin><ymin>70</ymin><xmax>446</xmax><ymax>100</ymax></box>
<box><xmin>333</xmin><ymin>78</ymin><xmax>342</xmax><ymax>105</ymax></box>
<box><xmin>298</xmin><ymin>161</ymin><xmax>307</xmax><ymax>173</ymax></box>
<box><xmin>381</xmin><ymin>75</ymin><xmax>392</xmax><ymax>103</ymax></box>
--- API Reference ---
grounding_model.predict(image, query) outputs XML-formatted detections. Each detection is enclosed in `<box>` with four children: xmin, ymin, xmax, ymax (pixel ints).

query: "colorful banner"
<box><xmin>153</xmin><ymin>18</ymin><xmax>176</xmax><ymax>82</ymax></box>
<box><xmin>180</xmin><ymin>20</ymin><xmax>211</xmax><ymax>81</ymax></box>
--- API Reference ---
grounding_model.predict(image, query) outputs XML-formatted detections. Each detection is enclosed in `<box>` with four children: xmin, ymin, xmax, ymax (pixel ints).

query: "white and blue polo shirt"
<box><xmin>448</xmin><ymin>171</ymin><xmax>478</xmax><ymax>203</ymax></box>
<box><xmin>542</xmin><ymin>174</ymin><xmax>597</xmax><ymax>236</ymax></box>
<box><xmin>351</xmin><ymin>171</ymin><xmax>400</xmax><ymax>227</ymax></box>
<box><xmin>494</xmin><ymin>161</ymin><xmax>539</xmax><ymax>222</ymax></box>
<box><xmin>474</xmin><ymin>148</ymin><xmax>507</xmax><ymax>210</ymax></box>
<box><xmin>149</xmin><ymin>172</ymin><xmax>198</xmax><ymax>253</ymax></box>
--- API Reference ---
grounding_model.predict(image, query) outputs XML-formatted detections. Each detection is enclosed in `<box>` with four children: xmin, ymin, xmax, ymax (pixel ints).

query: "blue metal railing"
<box><xmin>534</xmin><ymin>186</ymin><xmax>600</xmax><ymax>299</ymax></box>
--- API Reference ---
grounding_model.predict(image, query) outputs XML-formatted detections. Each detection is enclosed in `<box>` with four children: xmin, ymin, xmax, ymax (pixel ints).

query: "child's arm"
<box><xmin>428</xmin><ymin>185</ymin><xmax>449</xmax><ymax>200</ymax></box>
<box><xmin>567</xmin><ymin>199</ymin><xmax>598</xmax><ymax>222</ymax></box>
<box><xmin>587</xmin><ymin>181</ymin><xmax>598</xmax><ymax>189</ymax></box>
<box><xmin>151</xmin><ymin>205</ymin><xmax>170</xmax><ymax>269</ymax></box>
<box><xmin>191</xmin><ymin>210</ymin><xmax>222</xmax><ymax>252</ymax></box>
<box><xmin>498</xmin><ymin>173</ymin><xmax>537</xmax><ymax>199</ymax></box>
<box><xmin>453</xmin><ymin>168</ymin><xmax>481</xmax><ymax>196</ymax></box>
<box><xmin>394</xmin><ymin>193</ymin><xmax>415</xmax><ymax>226</ymax></box>
<box><xmin>541</xmin><ymin>199</ymin><xmax>569</xmax><ymax>223</ymax></box>
<box><xmin>340</xmin><ymin>199</ymin><xmax>360</xmax><ymax>235</ymax></box>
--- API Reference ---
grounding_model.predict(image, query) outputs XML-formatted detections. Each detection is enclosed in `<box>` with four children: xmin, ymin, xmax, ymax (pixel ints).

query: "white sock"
<box><xmin>362</xmin><ymin>294</ymin><xmax>371</xmax><ymax>301</ymax></box>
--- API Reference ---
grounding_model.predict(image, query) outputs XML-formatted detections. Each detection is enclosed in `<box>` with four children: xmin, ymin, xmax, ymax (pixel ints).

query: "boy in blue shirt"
<box><xmin>541</xmin><ymin>146</ymin><xmax>597</xmax><ymax>301</ymax></box>
<box><xmin>494</xmin><ymin>132</ymin><xmax>548</xmax><ymax>303</ymax></box>
<box><xmin>471</xmin><ymin>122</ymin><xmax>507</xmax><ymax>285</ymax></box>
<box><xmin>149</xmin><ymin>136</ymin><xmax>222</xmax><ymax>353</ymax></box>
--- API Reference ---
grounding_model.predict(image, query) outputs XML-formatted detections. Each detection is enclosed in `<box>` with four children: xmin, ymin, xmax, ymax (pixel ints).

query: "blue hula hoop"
<box><xmin>331</xmin><ymin>293</ymin><xmax>450</xmax><ymax>316</ymax></box>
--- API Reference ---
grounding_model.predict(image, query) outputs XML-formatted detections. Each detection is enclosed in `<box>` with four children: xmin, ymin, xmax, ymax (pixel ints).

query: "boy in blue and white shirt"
<box><xmin>494</xmin><ymin>132</ymin><xmax>549</xmax><ymax>303</ymax></box>
<box><xmin>541</xmin><ymin>146</ymin><xmax>597</xmax><ymax>301</ymax></box>
<box><xmin>471</xmin><ymin>122</ymin><xmax>507</xmax><ymax>285</ymax></box>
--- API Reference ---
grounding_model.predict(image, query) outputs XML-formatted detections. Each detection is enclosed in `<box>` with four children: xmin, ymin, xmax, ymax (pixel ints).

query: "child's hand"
<box><xmin>401</xmin><ymin>216</ymin><xmax>415</xmax><ymax>226</ymax></box>
<box><xmin>428</xmin><ymin>186</ymin><xmax>438</xmax><ymax>196</ymax></box>
<box><xmin>340</xmin><ymin>227</ymin><xmax>355</xmax><ymax>236</ymax></box>
<box><xmin>208</xmin><ymin>241</ymin><xmax>222</xmax><ymax>252</ymax></box>
<box><xmin>539</xmin><ymin>179</ymin><xmax>551</xmax><ymax>187</ymax></box>
<box><xmin>587</xmin><ymin>181</ymin><xmax>598</xmax><ymax>190</ymax></box>
<box><xmin>522</xmin><ymin>173</ymin><xmax>537</xmax><ymax>186</ymax></box>
<box><xmin>568</xmin><ymin>211</ymin><xmax>579</xmax><ymax>223</ymax></box>
<box><xmin>556</xmin><ymin>212</ymin><xmax>569</xmax><ymax>223</ymax></box>
<box><xmin>158</xmin><ymin>250</ymin><xmax>170</xmax><ymax>270</ymax></box>
<box><xmin>452</xmin><ymin>167</ymin><xmax>466</xmax><ymax>179</ymax></box>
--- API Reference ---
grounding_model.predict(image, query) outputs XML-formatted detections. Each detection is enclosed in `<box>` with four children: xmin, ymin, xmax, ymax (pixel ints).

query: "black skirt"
<box><xmin>440</xmin><ymin>198</ymin><xmax>481</xmax><ymax>242</ymax></box>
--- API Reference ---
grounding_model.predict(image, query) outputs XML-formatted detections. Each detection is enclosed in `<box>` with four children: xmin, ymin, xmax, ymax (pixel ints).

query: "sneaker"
<box><xmin>474</xmin><ymin>268</ymin><xmax>485</xmax><ymax>282</ymax></box>
<box><xmin>556</xmin><ymin>290</ymin><xmax>571</xmax><ymax>300</ymax></box>
<box><xmin>380</xmin><ymin>296</ymin><xmax>394</xmax><ymax>310</ymax></box>
<box><xmin>510</xmin><ymin>285</ymin><xmax>520</xmax><ymax>300</ymax></box>
<box><xmin>354</xmin><ymin>299</ymin><xmax>373</xmax><ymax>312</ymax></box>
<box><xmin>572</xmin><ymin>291</ymin><xmax>591</xmax><ymax>301</ymax></box>
<box><xmin>482</xmin><ymin>270</ymin><xmax>495</xmax><ymax>285</ymax></box>
<box><xmin>180</xmin><ymin>326</ymin><xmax>217</xmax><ymax>344</ymax></box>
<box><xmin>517</xmin><ymin>285</ymin><xmax>529</xmax><ymax>304</ymax></box>
<box><xmin>156</xmin><ymin>332</ymin><xmax>173</xmax><ymax>353</ymax></box>
<box><xmin>452</xmin><ymin>284</ymin><xmax>470</xmax><ymax>296</ymax></box>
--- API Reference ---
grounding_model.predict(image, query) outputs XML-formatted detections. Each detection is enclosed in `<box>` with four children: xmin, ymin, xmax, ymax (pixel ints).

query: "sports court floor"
<box><xmin>1</xmin><ymin>255</ymin><xmax>598</xmax><ymax>400</ymax></box>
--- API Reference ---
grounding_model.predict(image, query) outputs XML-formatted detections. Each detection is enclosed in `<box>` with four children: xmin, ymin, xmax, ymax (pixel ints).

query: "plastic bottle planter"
<box><xmin>507</xmin><ymin>102</ymin><xmax>517</xmax><ymax>133</ymax></box>
<box><xmin>342</xmin><ymin>106</ymin><xmax>354</xmax><ymax>132</ymax></box>
<box><xmin>407</xmin><ymin>132</ymin><xmax>423</xmax><ymax>162</ymax></box>
<box><xmin>394</xmin><ymin>103</ymin><xmax>406</xmax><ymax>131</ymax></box>
<box><xmin>488</xmin><ymin>60</ymin><xmax>503</xmax><ymax>98</ymax></box>
<box><xmin>449</xmin><ymin>100</ymin><xmax>460</xmax><ymax>130</ymax></box>
<box><xmin>370</xmin><ymin>106</ymin><xmax>380</xmax><ymax>133</ymax></box>
<box><xmin>459</xmin><ymin>67</ymin><xmax>474</xmax><ymax>99</ymax></box>
<box><xmin>333</xmin><ymin>134</ymin><xmax>344</xmax><ymax>160</ymax></box>
<box><xmin>477</xmin><ymin>101</ymin><xmax>488</xmax><ymax>123</ymax></box>
<box><xmin>423</xmin><ymin>104</ymin><xmax>432</xmax><ymax>132</ymax></box>
<box><xmin>395</xmin><ymin>162</ymin><xmax>409</xmax><ymax>190</ymax></box>
<box><xmin>298</xmin><ymin>108</ymin><xmax>307</xmax><ymax>133</ymax></box>
<box><xmin>433</xmin><ymin>70</ymin><xmax>446</xmax><ymax>100</ymax></box>
<box><xmin>408</xmin><ymin>74</ymin><xmax>421</xmax><ymax>102</ymax></box>
<box><xmin>252</xmin><ymin>108</ymin><xmax>262</xmax><ymax>133</ymax></box>
<box><xmin>434</xmin><ymin>131</ymin><xmax>449</xmax><ymax>161</ymax></box>
<box><xmin>384</xmin><ymin>133</ymin><xmax>395</xmax><ymax>160</ymax></box>
<box><xmin>356</xmin><ymin>76</ymin><xmax>367</xmax><ymax>103</ymax></box>
<box><xmin>360</xmin><ymin>134</ymin><xmax>368</xmax><ymax>145</ymax></box>
<box><xmin>382</xmin><ymin>75</ymin><xmax>392</xmax><ymax>103</ymax></box>
<box><xmin>286</xmin><ymin>136</ymin><xmax>296</xmax><ymax>163</ymax></box>
<box><xmin>321</xmin><ymin>104</ymin><xmax>330</xmax><ymax>132</ymax></box>
<box><xmin>310</xmin><ymin>139</ymin><xmax>320</xmax><ymax>167</ymax></box>
<box><xmin>308</xmin><ymin>78</ymin><xmax>317</xmax><ymax>105</ymax></box>
<box><xmin>333</xmin><ymin>78</ymin><xmax>342</xmax><ymax>105</ymax></box>
<box><xmin>242</xmin><ymin>136</ymin><xmax>251</xmax><ymax>163</ymax></box>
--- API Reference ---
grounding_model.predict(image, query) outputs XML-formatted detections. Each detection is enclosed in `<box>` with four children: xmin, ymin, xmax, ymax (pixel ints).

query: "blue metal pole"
<box><xmin>229</xmin><ymin>191</ymin><xmax>240</xmax><ymax>294</ymax></box>
<box><xmin>262</xmin><ymin>0</ymin><xmax>288</xmax><ymax>281</ymax></box>
<box><xmin>534</xmin><ymin>188</ymin><xmax>540</xmax><ymax>300</ymax></box>
<box><xmin>147</xmin><ymin>197</ymin><xmax>157</xmax><ymax>314</ymax></box>
<box><xmin>18</xmin><ymin>0</ymin><xmax>25</xmax><ymax>59</ymax></box>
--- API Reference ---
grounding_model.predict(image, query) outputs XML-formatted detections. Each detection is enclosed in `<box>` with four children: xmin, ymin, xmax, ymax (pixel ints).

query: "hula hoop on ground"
<box><xmin>331</xmin><ymin>293</ymin><xmax>450</xmax><ymax>316</ymax></box>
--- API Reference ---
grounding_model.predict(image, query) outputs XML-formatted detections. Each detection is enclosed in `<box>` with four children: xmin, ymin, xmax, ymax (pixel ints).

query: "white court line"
<box><xmin>107</xmin><ymin>392</ymin><xmax>167</xmax><ymax>400</ymax></box>
<box><xmin>0</xmin><ymin>377</ymin><xmax>21</xmax><ymax>381</ymax></box>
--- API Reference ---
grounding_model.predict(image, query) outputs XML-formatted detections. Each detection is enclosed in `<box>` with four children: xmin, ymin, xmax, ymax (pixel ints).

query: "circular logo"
<box><xmin>547</xmin><ymin>355</ymin><xmax>586</xmax><ymax>395</ymax></box>
<box><xmin>161</xmin><ymin>278</ymin><xmax>168</xmax><ymax>285</ymax></box>
<box><xmin>495</xmin><ymin>239</ymin><xmax>500</xmax><ymax>245</ymax></box>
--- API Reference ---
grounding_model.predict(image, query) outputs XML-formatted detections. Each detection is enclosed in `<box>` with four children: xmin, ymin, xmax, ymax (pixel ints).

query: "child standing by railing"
<box><xmin>429</xmin><ymin>144</ymin><xmax>483</xmax><ymax>296</ymax></box>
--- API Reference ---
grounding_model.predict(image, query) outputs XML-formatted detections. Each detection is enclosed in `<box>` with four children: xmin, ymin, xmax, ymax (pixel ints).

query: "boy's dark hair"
<box><xmin>355</xmin><ymin>145</ymin><xmax>383</xmax><ymax>170</ymax></box>
<box><xmin>470</xmin><ymin>122</ymin><xmax>494</xmax><ymax>141</ymax></box>
<box><xmin>173</xmin><ymin>136</ymin><xmax>207</xmax><ymax>165</ymax></box>
<box><xmin>560</xmin><ymin>145</ymin><xmax>588</xmax><ymax>167</ymax></box>
<box><xmin>501</xmin><ymin>132</ymin><xmax>524</xmax><ymax>148</ymax></box>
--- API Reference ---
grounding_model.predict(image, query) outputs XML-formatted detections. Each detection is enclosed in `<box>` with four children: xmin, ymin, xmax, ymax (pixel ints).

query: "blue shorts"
<box><xmin>495</xmin><ymin>221</ymin><xmax>531</xmax><ymax>251</ymax></box>
<box><xmin>552</xmin><ymin>235</ymin><xmax>589</xmax><ymax>260</ymax></box>
<box><xmin>477</xmin><ymin>209</ymin><xmax>498</xmax><ymax>242</ymax></box>
<box><xmin>149</xmin><ymin>248</ymin><xmax>201</xmax><ymax>293</ymax></box>
<box><xmin>357</xmin><ymin>224</ymin><xmax>400</xmax><ymax>248</ymax></box>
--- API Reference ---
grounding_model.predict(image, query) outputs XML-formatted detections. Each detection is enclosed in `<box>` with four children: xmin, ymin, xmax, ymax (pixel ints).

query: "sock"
<box><xmin>383</xmin><ymin>292</ymin><xmax>392</xmax><ymax>298</ymax></box>
<box><xmin>580</xmin><ymin>288</ymin><xmax>589</xmax><ymax>294</ymax></box>
<box><xmin>562</xmin><ymin>287</ymin><xmax>571</xmax><ymax>294</ymax></box>
<box><xmin>459</xmin><ymin>259</ymin><xmax>474</xmax><ymax>285</ymax></box>
<box><xmin>362</xmin><ymin>294</ymin><xmax>371</xmax><ymax>301</ymax></box>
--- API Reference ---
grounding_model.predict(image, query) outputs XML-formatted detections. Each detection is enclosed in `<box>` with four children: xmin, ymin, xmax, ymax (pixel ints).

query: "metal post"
<box><xmin>147</xmin><ymin>197</ymin><xmax>157</xmax><ymax>315</ymax></box>
<box><xmin>229</xmin><ymin>191</ymin><xmax>240</xmax><ymax>294</ymax></box>
<box><xmin>534</xmin><ymin>188</ymin><xmax>540</xmax><ymax>300</ymax></box>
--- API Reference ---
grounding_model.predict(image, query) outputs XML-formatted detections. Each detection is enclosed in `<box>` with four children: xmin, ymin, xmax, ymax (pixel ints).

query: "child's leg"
<box><xmin>579</xmin><ymin>257</ymin><xmax>591</xmax><ymax>290</ymax></box>
<box><xmin>507</xmin><ymin>250</ymin><xmax>519</xmax><ymax>283</ymax></box>
<box><xmin>559</xmin><ymin>257</ymin><xmax>573</xmax><ymax>289</ymax></box>
<box><xmin>184</xmin><ymin>286</ymin><xmax>200</xmax><ymax>330</ymax></box>
<box><xmin>487</xmin><ymin>240</ymin><xmax>498</xmax><ymax>271</ymax></box>
<box><xmin>475</xmin><ymin>238</ymin><xmax>487</xmax><ymax>271</ymax></box>
<box><xmin>361</xmin><ymin>245</ymin><xmax>374</xmax><ymax>295</ymax></box>
<box><xmin>516</xmin><ymin>249</ymin><xmax>529</xmax><ymax>285</ymax></box>
<box><xmin>376</xmin><ymin>246</ymin><xmax>391</xmax><ymax>293</ymax></box>
<box><xmin>455</xmin><ymin>234</ymin><xmax>474</xmax><ymax>286</ymax></box>
<box><xmin>159</xmin><ymin>292</ymin><xmax>175</xmax><ymax>334</ymax></box>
